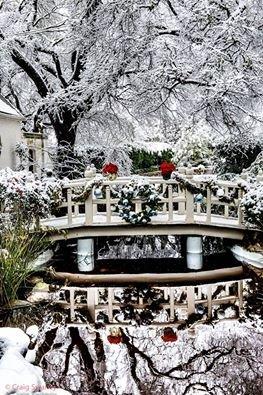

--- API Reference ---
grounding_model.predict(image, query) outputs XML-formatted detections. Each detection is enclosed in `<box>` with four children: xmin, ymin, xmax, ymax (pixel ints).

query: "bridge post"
<box><xmin>238</xmin><ymin>280</ymin><xmax>243</xmax><ymax>313</ymax></box>
<box><xmin>186</xmin><ymin>236</ymin><xmax>203</xmax><ymax>270</ymax></box>
<box><xmin>185</xmin><ymin>165</ymin><xmax>194</xmax><ymax>222</ymax></box>
<box><xmin>206</xmin><ymin>187</ymin><xmax>212</xmax><ymax>224</ymax></box>
<box><xmin>187</xmin><ymin>286</ymin><xmax>195</xmax><ymax>316</ymax></box>
<box><xmin>169</xmin><ymin>287</ymin><xmax>175</xmax><ymax>321</ymax></box>
<box><xmin>168</xmin><ymin>184</ymin><xmax>173</xmax><ymax>221</ymax></box>
<box><xmin>85</xmin><ymin>192</ymin><xmax>93</xmax><ymax>225</ymax></box>
<box><xmin>178</xmin><ymin>167</ymin><xmax>186</xmax><ymax>214</ymax></box>
<box><xmin>207</xmin><ymin>285</ymin><xmax>212</xmax><ymax>319</ymax></box>
<box><xmin>185</xmin><ymin>190</ymin><xmax>194</xmax><ymax>223</ymax></box>
<box><xmin>87</xmin><ymin>287</ymin><xmax>96</xmax><ymax>321</ymax></box>
<box><xmin>67</xmin><ymin>188</ymin><xmax>73</xmax><ymax>226</ymax></box>
<box><xmin>77</xmin><ymin>238</ymin><xmax>95</xmax><ymax>272</ymax></box>
<box><xmin>178</xmin><ymin>186</ymin><xmax>185</xmax><ymax>214</ymax></box>
<box><xmin>69</xmin><ymin>288</ymin><xmax>75</xmax><ymax>322</ymax></box>
<box><xmin>106</xmin><ymin>186</ymin><xmax>111</xmax><ymax>223</ymax></box>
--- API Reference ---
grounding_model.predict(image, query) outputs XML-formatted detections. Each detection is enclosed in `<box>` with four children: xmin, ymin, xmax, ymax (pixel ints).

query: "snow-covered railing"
<box><xmin>53</xmin><ymin>169</ymin><xmax>251</xmax><ymax>229</ymax></box>
<box><xmin>52</xmin><ymin>281</ymin><xmax>244</xmax><ymax>324</ymax></box>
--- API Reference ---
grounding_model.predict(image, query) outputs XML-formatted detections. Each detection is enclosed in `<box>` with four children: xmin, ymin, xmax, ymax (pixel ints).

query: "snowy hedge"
<box><xmin>0</xmin><ymin>168</ymin><xmax>63</xmax><ymax>223</ymax></box>
<box><xmin>214</xmin><ymin>134</ymin><xmax>262</xmax><ymax>174</ymax></box>
<box><xmin>241</xmin><ymin>183</ymin><xmax>263</xmax><ymax>229</ymax></box>
<box><xmin>173</xmin><ymin>129</ymin><xmax>213</xmax><ymax>166</ymax></box>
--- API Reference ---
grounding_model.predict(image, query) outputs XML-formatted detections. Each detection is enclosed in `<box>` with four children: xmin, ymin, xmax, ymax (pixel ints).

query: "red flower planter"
<box><xmin>102</xmin><ymin>163</ymin><xmax>118</xmax><ymax>175</ymax></box>
<box><xmin>160</xmin><ymin>162</ymin><xmax>176</xmax><ymax>179</ymax></box>
<box><xmin>107</xmin><ymin>335</ymin><xmax>122</xmax><ymax>344</ymax></box>
<box><xmin>161</xmin><ymin>327</ymin><xmax>178</xmax><ymax>342</ymax></box>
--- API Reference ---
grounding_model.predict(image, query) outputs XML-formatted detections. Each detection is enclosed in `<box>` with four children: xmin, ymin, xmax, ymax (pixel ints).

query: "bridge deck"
<box><xmin>42</xmin><ymin>212</ymin><xmax>245</xmax><ymax>240</ymax></box>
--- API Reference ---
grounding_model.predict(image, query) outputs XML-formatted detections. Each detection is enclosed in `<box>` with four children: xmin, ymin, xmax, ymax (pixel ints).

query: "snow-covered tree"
<box><xmin>0</xmin><ymin>0</ymin><xmax>263</xmax><ymax>172</ymax></box>
<box><xmin>241</xmin><ymin>183</ymin><xmax>263</xmax><ymax>229</ymax></box>
<box><xmin>213</xmin><ymin>133</ymin><xmax>262</xmax><ymax>174</ymax></box>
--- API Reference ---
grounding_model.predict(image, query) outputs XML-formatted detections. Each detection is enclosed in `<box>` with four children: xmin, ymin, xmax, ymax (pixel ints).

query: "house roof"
<box><xmin>0</xmin><ymin>95</ymin><xmax>25</xmax><ymax>121</ymax></box>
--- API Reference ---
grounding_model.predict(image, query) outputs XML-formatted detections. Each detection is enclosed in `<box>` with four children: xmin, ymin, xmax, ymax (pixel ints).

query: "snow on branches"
<box><xmin>241</xmin><ymin>183</ymin><xmax>263</xmax><ymax>229</ymax></box>
<box><xmin>0</xmin><ymin>168</ymin><xmax>63</xmax><ymax>224</ymax></box>
<box><xmin>1</xmin><ymin>0</ymin><xmax>263</xmax><ymax>150</ymax></box>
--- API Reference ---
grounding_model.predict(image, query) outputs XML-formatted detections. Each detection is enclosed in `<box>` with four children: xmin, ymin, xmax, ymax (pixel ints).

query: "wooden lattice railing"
<box><xmin>54</xmin><ymin>169</ymin><xmax>252</xmax><ymax>229</ymax></box>
<box><xmin>51</xmin><ymin>280</ymin><xmax>244</xmax><ymax>324</ymax></box>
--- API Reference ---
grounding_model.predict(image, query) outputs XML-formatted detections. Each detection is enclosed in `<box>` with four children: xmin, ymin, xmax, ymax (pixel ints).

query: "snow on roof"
<box><xmin>0</xmin><ymin>95</ymin><xmax>24</xmax><ymax>120</ymax></box>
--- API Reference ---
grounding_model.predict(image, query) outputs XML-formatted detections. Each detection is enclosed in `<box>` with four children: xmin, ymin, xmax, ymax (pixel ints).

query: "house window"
<box><xmin>28</xmin><ymin>148</ymin><xmax>36</xmax><ymax>173</ymax></box>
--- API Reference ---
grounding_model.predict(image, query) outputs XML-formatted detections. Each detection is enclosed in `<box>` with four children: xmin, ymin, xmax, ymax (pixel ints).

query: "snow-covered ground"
<box><xmin>0</xmin><ymin>327</ymin><xmax>71</xmax><ymax>395</ymax></box>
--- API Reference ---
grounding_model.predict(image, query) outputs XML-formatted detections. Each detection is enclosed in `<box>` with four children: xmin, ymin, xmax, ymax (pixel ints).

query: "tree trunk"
<box><xmin>49</xmin><ymin>108</ymin><xmax>79</xmax><ymax>178</ymax></box>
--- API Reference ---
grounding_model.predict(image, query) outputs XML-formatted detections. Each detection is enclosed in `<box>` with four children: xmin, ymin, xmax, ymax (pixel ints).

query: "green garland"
<box><xmin>115</xmin><ymin>181</ymin><xmax>160</xmax><ymax>224</ymax></box>
<box><xmin>72</xmin><ymin>179</ymin><xmax>103</xmax><ymax>202</ymax></box>
<box><xmin>71</xmin><ymin>174</ymin><xmax>248</xmax><ymax>224</ymax></box>
<box><xmin>173</xmin><ymin>173</ymin><xmax>237</xmax><ymax>203</ymax></box>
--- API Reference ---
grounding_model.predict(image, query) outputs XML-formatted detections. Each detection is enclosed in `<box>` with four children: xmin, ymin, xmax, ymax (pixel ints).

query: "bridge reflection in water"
<box><xmin>48</xmin><ymin>248</ymin><xmax>246</xmax><ymax>326</ymax></box>
<box><xmin>50</xmin><ymin>279</ymin><xmax>244</xmax><ymax>325</ymax></box>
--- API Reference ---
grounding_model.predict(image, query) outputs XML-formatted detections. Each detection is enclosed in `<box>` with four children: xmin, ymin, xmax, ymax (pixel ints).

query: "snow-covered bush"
<box><xmin>173</xmin><ymin>129</ymin><xmax>213</xmax><ymax>166</ymax></box>
<box><xmin>241</xmin><ymin>183</ymin><xmax>263</xmax><ymax>229</ymax></box>
<box><xmin>0</xmin><ymin>168</ymin><xmax>63</xmax><ymax>223</ymax></box>
<box><xmin>213</xmin><ymin>134</ymin><xmax>262</xmax><ymax>174</ymax></box>
<box><xmin>246</xmin><ymin>152</ymin><xmax>263</xmax><ymax>176</ymax></box>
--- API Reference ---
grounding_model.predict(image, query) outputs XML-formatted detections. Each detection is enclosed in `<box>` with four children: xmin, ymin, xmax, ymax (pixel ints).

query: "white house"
<box><xmin>0</xmin><ymin>95</ymin><xmax>24</xmax><ymax>170</ymax></box>
<box><xmin>0</xmin><ymin>95</ymin><xmax>51</xmax><ymax>175</ymax></box>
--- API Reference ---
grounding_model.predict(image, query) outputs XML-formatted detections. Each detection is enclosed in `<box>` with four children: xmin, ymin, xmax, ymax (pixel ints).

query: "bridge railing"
<box><xmin>56</xmin><ymin>170</ymin><xmax>248</xmax><ymax>228</ymax></box>
<box><xmin>52</xmin><ymin>280</ymin><xmax>243</xmax><ymax>323</ymax></box>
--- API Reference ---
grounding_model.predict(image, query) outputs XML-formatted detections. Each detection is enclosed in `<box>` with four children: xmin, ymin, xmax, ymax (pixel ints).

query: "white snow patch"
<box><xmin>26</xmin><ymin>325</ymin><xmax>39</xmax><ymax>341</ymax></box>
<box><xmin>0</xmin><ymin>349</ymin><xmax>45</xmax><ymax>394</ymax></box>
<box><xmin>0</xmin><ymin>96</ymin><xmax>23</xmax><ymax>119</ymax></box>
<box><xmin>0</xmin><ymin>327</ymin><xmax>30</xmax><ymax>354</ymax></box>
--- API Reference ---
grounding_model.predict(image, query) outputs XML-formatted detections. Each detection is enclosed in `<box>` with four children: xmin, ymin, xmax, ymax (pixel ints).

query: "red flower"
<box><xmin>160</xmin><ymin>161</ymin><xmax>176</xmax><ymax>176</ymax></box>
<box><xmin>161</xmin><ymin>327</ymin><xmax>178</xmax><ymax>342</ymax></box>
<box><xmin>102</xmin><ymin>163</ymin><xmax>118</xmax><ymax>175</ymax></box>
<box><xmin>107</xmin><ymin>335</ymin><xmax>122</xmax><ymax>344</ymax></box>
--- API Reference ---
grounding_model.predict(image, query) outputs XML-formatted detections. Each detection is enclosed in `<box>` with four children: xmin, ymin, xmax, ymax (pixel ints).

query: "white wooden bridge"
<box><xmin>42</xmin><ymin>168</ymin><xmax>258</xmax><ymax>241</ymax></box>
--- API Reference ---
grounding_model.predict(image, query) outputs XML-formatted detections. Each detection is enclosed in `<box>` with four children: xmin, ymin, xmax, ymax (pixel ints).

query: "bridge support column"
<box><xmin>77</xmin><ymin>238</ymin><xmax>94</xmax><ymax>272</ymax></box>
<box><xmin>186</xmin><ymin>236</ymin><xmax>203</xmax><ymax>270</ymax></box>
